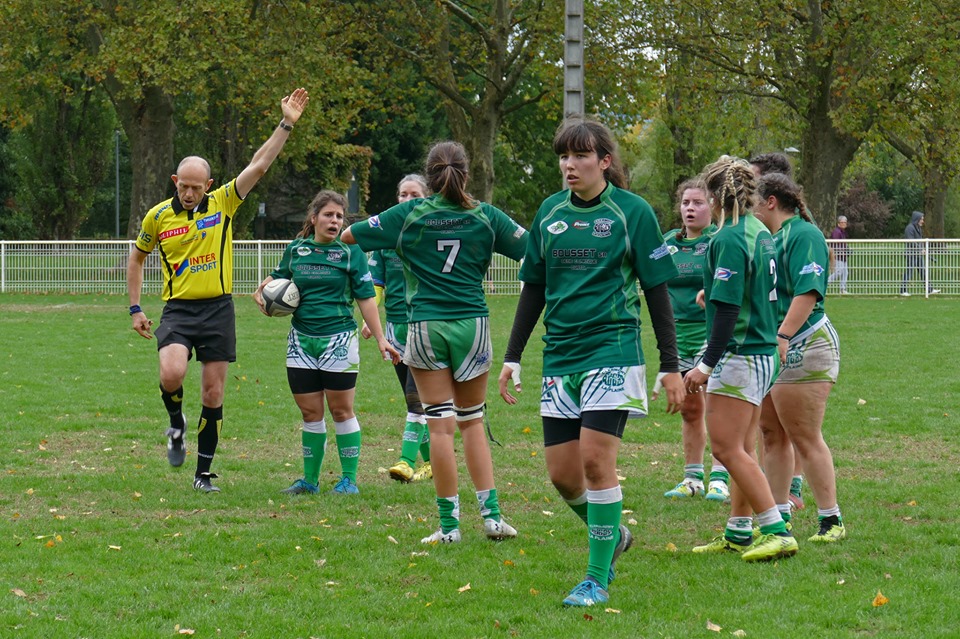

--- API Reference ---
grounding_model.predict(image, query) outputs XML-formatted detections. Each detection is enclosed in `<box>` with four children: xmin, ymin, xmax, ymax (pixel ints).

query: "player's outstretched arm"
<box><xmin>235</xmin><ymin>88</ymin><xmax>309</xmax><ymax>199</ymax></box>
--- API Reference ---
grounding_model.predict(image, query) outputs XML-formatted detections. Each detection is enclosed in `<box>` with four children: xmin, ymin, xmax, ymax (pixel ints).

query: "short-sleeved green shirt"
<box><xmin>519</xmin><ymin>184</ymin><xmax>678</xmax><ymax>376</ymax></box>
<box><xmin>348</xmin><ymin>195</ymin><xmax>527</xmax><ymax>321</ymax></box>
<box><xmin>271</xmin><ymin>238</ymin><xmax>375</xmax><ymax>336</ymax></box>
<box><xmin>664</xmin><ymin>227</ymin><xmax>713</xmax><ymax>357</ymax></box>
<box><xmin>774</xmin><ymin>215</ymin><xmax>828</xmax><ymax>332</ymax></box>
<box><xmin>703</xmin><ymin>214</ymin><xmax>778</xmax><ymax>355</ymax></box>
<box><xmin>367</xmin><ymin>249</ymin><xmax>407</xmax><ymax>324</ymax></box>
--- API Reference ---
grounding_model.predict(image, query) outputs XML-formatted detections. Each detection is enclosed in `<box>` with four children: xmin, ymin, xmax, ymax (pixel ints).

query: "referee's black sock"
<box><xmin>160</xmin><ymin>385</ymin><xmax>185</xmax><ymax>434</ymax></box>
<box><xmin>196</xmin><ymin>405</ymin><xmax>222</xmax><ymax>477</ymax></box>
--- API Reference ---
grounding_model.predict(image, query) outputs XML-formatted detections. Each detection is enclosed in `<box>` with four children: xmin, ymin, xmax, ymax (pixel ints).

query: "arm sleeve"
<box><xmin>642</xmin><ymin>282</ymin><xmax>679</xmax><ymax>373</ymax></box>
<box><xmin>701</xmin><ymin>301</ymin><xmax>740</xmax><ymax>368</ymax></box>
<box><xmin>504</xmin><ymin>283</ymin><xmax>546</xmax><ymax>363</ymax></box>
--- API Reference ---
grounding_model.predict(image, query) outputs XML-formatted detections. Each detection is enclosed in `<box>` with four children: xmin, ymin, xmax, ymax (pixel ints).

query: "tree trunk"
<box><xmin>117</xmin><ymin>87</ymin><xmax>176</xmax><ymax>239</ymax></box>
<box><xmin>922</xmin><ymin>163</ymin><xmax>947</xmax><ymax>238</ymax></box>
<box><xmin>465</xmin><ymin>110</ymin><xmax>499</xmax><ymax>203</ymax></box>
<box><xmin>797</xmin><ymin>94</ymin><xmax>861</xmax><ymax>230</ymax></box>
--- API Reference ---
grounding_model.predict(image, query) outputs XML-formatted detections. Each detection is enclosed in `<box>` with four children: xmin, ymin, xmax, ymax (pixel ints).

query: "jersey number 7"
<box><xmin>437</xmin><ymin>239</ymin><xmax>462</xmax><ymax>273</ymax></box>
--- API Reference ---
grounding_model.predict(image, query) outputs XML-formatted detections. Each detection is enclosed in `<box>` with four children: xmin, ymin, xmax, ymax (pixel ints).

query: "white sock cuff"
<box><xmin>586</xmin><ymin>485</ymin><xmax>623</xmax><ymax>505</ymax></box>
<box><xmin>334</xmin><ymin>416</ymin><xmax>360</xmax><ymax>435</ymax></box>
<box><xmin>710</xmin><ymin>459</ymin><xmax>727</xmax><ymax>472</ymax></box>
<box><xmin>405</xmin><ymin>412</ymin><xmax>422</xmax><ymax>423</ymax></box>
<box><xmin>757</xmin><ymin>506</ymin><xmax>783</xmax><ymax>528</ymax></box>
<box><xmin>777</xmin><ymin>503</ymin><xmax>792</xmax><ymax>515</ymax></box>
<box><xmin>818</xmin><ymin>505</ymin><xmax>841</xmax><ymax>518</ymax></box>
<box><xmin>565</xmin><ymin>492</ymin><xmax>588</xmax><ymax>507</ymax></box>
<box><xmin>303</xmin><ymin>420</ymin><xmax>326</xmax><ymax>434</ymax></box>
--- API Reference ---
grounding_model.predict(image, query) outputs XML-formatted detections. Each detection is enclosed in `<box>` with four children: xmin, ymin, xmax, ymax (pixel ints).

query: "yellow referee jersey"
<box><xmin>135</xmin><ymin>180</ymin><xmax>244</xmax><ymax>301</ymax></box>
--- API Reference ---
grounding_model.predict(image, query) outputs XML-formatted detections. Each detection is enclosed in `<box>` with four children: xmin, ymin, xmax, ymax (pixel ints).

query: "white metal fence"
<box><xmin>0</xmin><ymin>239</ymin><xmax>955</xmax><ymax>297</ymax></box>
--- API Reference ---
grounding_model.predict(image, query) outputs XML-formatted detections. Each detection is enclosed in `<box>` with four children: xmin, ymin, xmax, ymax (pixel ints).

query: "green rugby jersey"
<box><xmin>519</xmin><ymin>184</ymin><xmax>678</xmax><ymax>376</ymax></box>
<box><xmin>773</xmin><ymin>215</ymin><xmax>828</xmax><ymax>332</ymax></box>
<box><xmin>271</xmin><ymin>237</ymin><xmax>375</xmax><ymax>336</ymax></box>
<box><xmin>367</xmin><ymin>249</ymin><xmax>407</xmax><ymax>324</ymax></box>
<box><xmin>703</xmin><ymin>214</ymin><xmax>778</xmax><ymax>355</ymax></box>
<box><xmin>664</xmin><ymin>227</ymin><xmax>713</xmax><ymax>359</ymax></box>
<box><xmin>348</xmin><ymin>195</ymin><xmax>527</xmax><ymax>321</ymax></box>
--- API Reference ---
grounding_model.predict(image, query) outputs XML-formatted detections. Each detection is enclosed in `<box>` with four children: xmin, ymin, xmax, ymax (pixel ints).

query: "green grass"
<box><xmin>1</xmin><ymin>293</ymin><xmax>959</xmax><ymax>638</ymax></box>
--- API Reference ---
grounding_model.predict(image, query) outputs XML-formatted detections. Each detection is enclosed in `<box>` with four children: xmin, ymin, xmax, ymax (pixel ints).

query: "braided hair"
<box><xmin>701</xmin><ymin>155</ymin><xmax>758</xmax><ymax>230</ymax></box>
<box><xmin>757</xmin><ymin>172</ymin><xmax>813</xmax><ymax>222</ymax></box>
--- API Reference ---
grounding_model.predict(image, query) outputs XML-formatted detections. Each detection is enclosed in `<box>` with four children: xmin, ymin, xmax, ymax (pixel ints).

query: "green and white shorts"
<box><xmin>676</xmin><ymin>321</ymin><xmax>707</xmax><ymax>373</ymax></box>
<box><xmin>404</xmin><ymin>317</ymin><xmax>492</xmax><ymax>382</ymax></box>
<box><xmin>776</xmin><ymin>317</ymin><xmax>840</xmax><ymax>384</ymax></box>
<box><xmin>707</xmin><ymin>353</ymin><xmax>777</xmax><ymax>406</ymax></box>
<box><xmin>386</xmin><ymin>321</ymin><xmax>408</xmax><ymax>358</ymax></box>
<box><xmin>540</xmin><ymin>365</ymin><xmax>648</xmax><ymax>419</ymax></box>
<box><xmin>286</xmin><ymin>327</ymin><xmax>360</xmax><ymax>373</ymax></box>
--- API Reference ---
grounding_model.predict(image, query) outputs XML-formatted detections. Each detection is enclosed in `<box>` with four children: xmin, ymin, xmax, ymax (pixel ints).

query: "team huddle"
<box><xmin>127</xmin><ymin>88</ymin><xmax>843</xmax><ymax>609</ymax></box>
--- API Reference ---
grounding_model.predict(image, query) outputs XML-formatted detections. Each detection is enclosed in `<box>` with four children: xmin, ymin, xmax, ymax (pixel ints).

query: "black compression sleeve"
<box><xmin>504</xmin><ymin>283</ymin><xmax>546</xmax><ymax>363</ymax></box>
<box><xmin>701</xmin><ymin>301</ymin><xmax>740</xmax><ymax>368</ymax></box>
<box><xmin>643</xmin><ymin>282</ymin><xmax>679</xmax><ymax>373</ymax></box>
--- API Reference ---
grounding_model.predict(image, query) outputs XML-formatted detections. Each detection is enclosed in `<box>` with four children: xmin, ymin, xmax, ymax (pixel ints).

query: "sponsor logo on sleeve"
<box><xmin>361</xmin><ymin>272</ymin><xmax>373</xmax><ymax>282</ymax></box>
<box><xmin>799</xmin><ymin>262</ymin><xmax>825</xmax><ymax>276</ymax></box>
<box><xmin>547</xmin><ymin>220</ymin><xmax>568</xmax><ymax>235</ymax></box>
<box><xmin>649</xmin><ymin>243</ymin><xmax>671</xmax><ymax>260</ymax></box>
<box><xmin>513</xmin><ymin>225</ymin><xmax>526</xmax><ymax>239</ymax></box>
<box><xmin>196</xmin><ymin>212</ymin><xmax>222</xmax><ymax>230</ymax></box>
<box><xmin>713</xmin><ymin>267</ymin><xmax>737</xmax><ymax>281</ymax></box>
<box><xmin>592</xmin><ymin>218</ymin><xmax>613</xmax><ymax>238</ymax></box>
<box><xmin>368</xmin><ymin>215</ymin><xmax>381</xmax><ymax>229</ymax></box>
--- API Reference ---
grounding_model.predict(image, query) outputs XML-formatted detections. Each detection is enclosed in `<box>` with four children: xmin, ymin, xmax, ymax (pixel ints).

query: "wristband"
<box><xmin>696</xmin><ymin>361</ymin><xmax>714</xmax><ymax>376</ymax></box>
<box><xmin>278</xmin><ymin>120</ymin><xmax>293</xmax><ymax>131</ymax></box>
<box><xmin>129</xmin><ymin>304</ymin><xmax>142</xmax><ymax>316</ymax></box>
<box><xmin>777</xmin><ymin>332</ymin><xmax>792</xmax><ymax>340</ymax></box>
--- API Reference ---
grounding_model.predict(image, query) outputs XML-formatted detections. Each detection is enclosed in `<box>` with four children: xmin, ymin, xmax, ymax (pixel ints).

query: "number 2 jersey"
<box><xmin>703</xmin><ymin>214</ymin><xmax>778</xmax><ymax>355</ymax></box>
<box><xmin>519</xmin><ymin>184</ymin><xmax>678</xmax><ymax>376</ymax></box>
<box><xmin>348</xmin><ymin>194</ymin><xmax>528</xmax><ymax>322</ymax></box>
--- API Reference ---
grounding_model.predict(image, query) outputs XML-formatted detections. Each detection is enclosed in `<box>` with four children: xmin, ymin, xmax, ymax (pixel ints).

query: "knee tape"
<box><xmin>454</xmin><ymin>403</ymin><xmax>485</xmax><ymax>422</ymax></box>
<box><xmin>423</xmin><ymin>401</ymin><xmax>455</xmax><ymax>420</ymax></box>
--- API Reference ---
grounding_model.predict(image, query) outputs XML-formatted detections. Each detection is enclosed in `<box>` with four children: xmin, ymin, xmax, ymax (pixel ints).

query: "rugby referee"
<box><xmin>127</xmin><ymin>88</ymin><xmax>309</xmax><ymax>492</ymax></box>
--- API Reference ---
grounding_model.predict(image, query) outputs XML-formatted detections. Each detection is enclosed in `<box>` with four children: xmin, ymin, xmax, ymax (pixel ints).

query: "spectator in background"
<box><xmin>900</xmin><ymin>211</ymin><xmax>940</xmax><ymax>296</ymax></box>
<box><xmin>828</xmin><ymin>215</ymin><xmax>850</xmax><ymax>294</ymax></box>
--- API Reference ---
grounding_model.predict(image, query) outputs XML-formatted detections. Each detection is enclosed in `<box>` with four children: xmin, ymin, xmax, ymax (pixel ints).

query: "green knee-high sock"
<box><xmin>334</xmin><ymin>417</ymin><xmax>361</xmax><ymax>482</ymax></box>
<box><xmin>418</xmin><ymin>418</ymin><xmax>430</xmax><ymax>462</ymax></box>
<box><xmin>438</xmin><ymin>495</ymin><xmax>460</xmax><ymax>533</ymax></box>
<box><xmin>399</xmin><ymin>414</ymin><xmax>423</xmax><ymax>465</ymax></box>
<box><xmin>586</xmin><ymin>486</ymin><xmax>623</xmax><ymax>589</ymax></box>
<box><xmin>476</xmin><ymin>488</ymin><xmax>502</xmax><ymax>522</ymax></box>
<box><xmin>565</xmin><ymin>492</ymin><xmax>589</xmax><ymax>526</ymax></box>
<box><xmin>301</xmin><ymin>420</ymin><xmax>327</xmax><ymax>486</ymax></box>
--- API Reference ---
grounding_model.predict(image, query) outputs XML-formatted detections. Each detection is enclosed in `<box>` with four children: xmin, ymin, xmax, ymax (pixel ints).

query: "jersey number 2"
<box><xmin>769</xmin><ymin>259</ymin><xmax>778</xmax><ymax>301</ymax></box>
<box><xmin>437</xmin><ymin>239</ymin><xmax>461</xmax><ymax>273</ymax></box>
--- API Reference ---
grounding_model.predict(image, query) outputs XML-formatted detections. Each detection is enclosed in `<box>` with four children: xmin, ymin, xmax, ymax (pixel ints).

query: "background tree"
<box><xmin>357</xmin><ymin>0</ymin><xmax>560</xmax><ymax>202</ymax></box>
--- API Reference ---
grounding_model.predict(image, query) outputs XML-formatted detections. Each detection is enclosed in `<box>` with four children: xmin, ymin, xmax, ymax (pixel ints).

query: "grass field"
<box><xmin>2</xmin><ymin>293</ymin><xmax>959</xmax><ymax>638</ymax></box>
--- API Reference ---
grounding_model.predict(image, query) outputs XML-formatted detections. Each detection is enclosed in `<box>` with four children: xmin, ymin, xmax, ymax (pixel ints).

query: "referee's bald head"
<box><xmin>177</xmin><ymin>156</ymin><xmax>212</xmax><ymax>181</ymax></box>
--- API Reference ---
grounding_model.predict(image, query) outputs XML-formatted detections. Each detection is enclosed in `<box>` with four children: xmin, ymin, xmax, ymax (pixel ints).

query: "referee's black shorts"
<box><xmin>155</xmin><ymin>295</ymin><xmax>236</xmax><ymax>363</ymax></box>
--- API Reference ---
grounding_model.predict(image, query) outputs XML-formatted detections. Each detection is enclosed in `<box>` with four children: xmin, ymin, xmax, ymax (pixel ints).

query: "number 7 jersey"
<box><xmin>347</xmin><ymin>195</ymin><xmax>527</xmax><ymax>321</ymax></box>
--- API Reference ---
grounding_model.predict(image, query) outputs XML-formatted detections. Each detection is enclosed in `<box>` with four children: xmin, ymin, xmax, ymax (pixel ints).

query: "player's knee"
<box><xmin>423</xmin><ymin>401</ymin><xmax>455</xmax><ymax>420</ymax></box>
<box><xmin>454</xmin><ymin>403</ymin><xmax>485</xmax><ymax>422</ymax></box>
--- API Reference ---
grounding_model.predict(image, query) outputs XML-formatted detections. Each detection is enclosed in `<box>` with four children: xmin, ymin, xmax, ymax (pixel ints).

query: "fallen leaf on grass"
<box><xmin>873</xmin><ymin>591</ymin><xmax>889</xmax><ymax>607</ymax></box>
<box><xmin>907</xmin><ymin>500</ymin><xmax>917</xmax><ymax>506</ymax></box>
<box><xmin>177</xmin><ymin>629</ymin><xmax>195</xmax><ymax>635</ymax></box>
<box><xmin>604</xmin><ymin>608</ymin><xmax>621</xmax><ymax>614</ymax></box>
<box><xmin>837</xmin><ymin>579</ymin><xmax>845</xmax><ymax>585</ymax></box>
<box><xmin>11</xmin><ymin>588</ymin><xmax>27</xmax><ymax>598</ymax></box>
<box><xmin>458</xmin><ymin>583</ymin><xmax>471</xmax><ymax>593</ymax></box>
<box><xmin>628</xmin><ymin>518</ymin><xmax>638</xmax><ymax>525</ymax></box>
<box><xmin>529</xmin><ymin>588</ymin><xmax>539</xmax><ymax>596</ymax></box>
<box><xmin>665</xmin><ymin>543</ymin><xmax>678</xmax><ymax>552</ymax></box>
<box><xmin>583</xmin><ymin>613</ymin><xmax>593</xmax><ymax>621</ymax></box>
<box><xmin>522</xmin><ymin>427</ymin><xmax>532</xmax><ymax>434</ymax></box>
<box><xmin>857</xmin><ymin>398</ymin><xmax>867</xmax><ymax>405</ymax></box>
<box><xmin>530</xmin><ymin>451</ymin><xmax>538</xmax><ymax>457</ymax></box>
<box><xmin>542</xmin><ymin>511</ymin><xmax>554</xmax><ymax>516</ymax></box>
<box><xmin>503</xmin><ymin>560</ymin><xmax>514</xmax><ymax>567</ymax></box>
<box><xmin>45</xmin><ymin>540</ymin><xmax>56</xmax><ymax>548</ymax></box>
<box><xmin>388</xmin><ymin>536</ymin><xmax>398</xmax><ymax>544</ymax></box>
<box><xmin>732</xmin><ymin>630</ymin><xmax>747</xmax><ymax>638</ymax></box>
<box><xmin>706</xmin><ymin>620</ymin><xmax>722</xmax><ymax>632</ymax></box>
<box><xmin>108</xmin><ymin>545</ymin><xmax>121</xmax><ymax>551</ymax></box>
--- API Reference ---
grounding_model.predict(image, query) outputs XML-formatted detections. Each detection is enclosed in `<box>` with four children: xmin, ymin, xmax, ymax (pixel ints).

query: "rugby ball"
<box><xmin>262</xmin><ymin>278</ymin><xmax>300</xmax><ymax>317</ymax></box>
